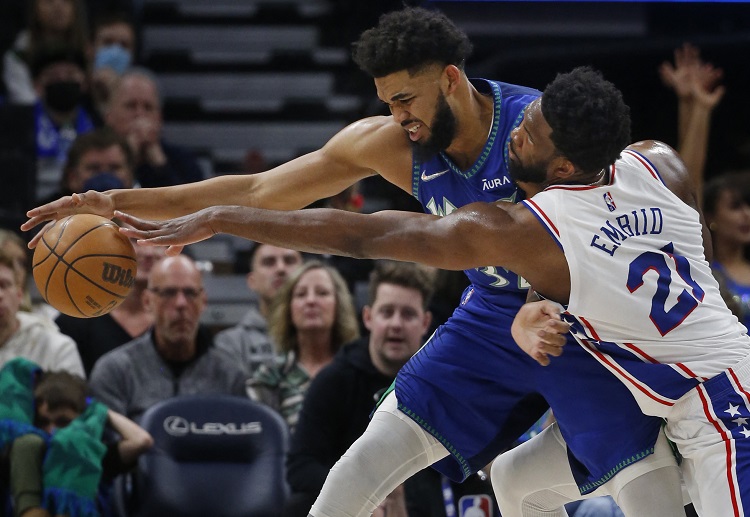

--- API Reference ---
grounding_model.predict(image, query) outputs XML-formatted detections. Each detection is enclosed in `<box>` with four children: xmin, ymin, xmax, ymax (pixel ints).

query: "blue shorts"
<box><xmin>395</xmin><ymin>288</ymin><xmax>664</xmax><ymax>492</ymax></box>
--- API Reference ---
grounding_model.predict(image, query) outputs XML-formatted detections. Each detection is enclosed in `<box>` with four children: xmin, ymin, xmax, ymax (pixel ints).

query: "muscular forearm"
<box><xmin>109</xmin><ymin>176</ymin><xmax>261</xmax><ymax>219</ymax></box>
<box><xmin>210</xmin><ymin>205</ymin><xmax>475</xmax><ymax>270</ymax></box>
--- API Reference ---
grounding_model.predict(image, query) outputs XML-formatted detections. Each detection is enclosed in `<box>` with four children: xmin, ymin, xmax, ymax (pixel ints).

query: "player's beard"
<box><xmin>413</xmin><ymin>91</ymin><xmax>457</xmax><ymax>162</ymax></box>
<box><xmin>508</xmin><ymin>148</ymin><xmax>548</xmax><ymax>185</ymax></box>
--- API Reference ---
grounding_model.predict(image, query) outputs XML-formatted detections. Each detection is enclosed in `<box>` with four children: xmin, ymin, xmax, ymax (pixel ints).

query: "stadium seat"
<box><xmin>116</xmin><ymin>395</ymin><xmax>289</xmax><ymax>517</ymax></box>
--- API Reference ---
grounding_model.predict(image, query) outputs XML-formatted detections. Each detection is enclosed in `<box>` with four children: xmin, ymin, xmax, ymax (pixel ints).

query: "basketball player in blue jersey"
<box><xmin>25</xmin><ymin>8</ymin><xmax>685</xmax><ymax>517</ymax></box>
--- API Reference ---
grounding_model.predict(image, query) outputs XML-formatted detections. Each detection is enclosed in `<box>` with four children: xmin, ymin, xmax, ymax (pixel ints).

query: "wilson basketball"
<box><xmin>32</xmin><ymin>214</ymin><xmax>137</xmax><ymax>318</ymax></box>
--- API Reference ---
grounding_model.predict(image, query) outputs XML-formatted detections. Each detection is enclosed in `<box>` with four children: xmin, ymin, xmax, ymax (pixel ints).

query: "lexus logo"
<box><xmin>163</xmin><ymin>416</ymin><xmax>263</xmax><ymax>436</ymax></box>
<box><xmin>164</xmin><ymin>416</ymin><xmax>190</xmax><ymax>436</ymax></box>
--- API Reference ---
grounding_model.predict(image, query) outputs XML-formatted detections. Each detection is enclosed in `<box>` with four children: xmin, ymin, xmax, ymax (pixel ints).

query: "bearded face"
<box><xmin>413</xmin><ymin>90</ymin><xmax>458</xmax><ymax>161</ymax></box>
<box><xmin>507</xmin><ymin>150</ymin><xmax>549</xmax><ymax>184</ymax></box>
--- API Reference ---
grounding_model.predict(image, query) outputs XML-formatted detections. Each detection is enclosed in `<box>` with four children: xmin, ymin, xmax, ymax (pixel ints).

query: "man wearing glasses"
<box><xmin>89</xmin><ymin>255</ymin><xmax>247</xmax><ymax>422</ymax></box>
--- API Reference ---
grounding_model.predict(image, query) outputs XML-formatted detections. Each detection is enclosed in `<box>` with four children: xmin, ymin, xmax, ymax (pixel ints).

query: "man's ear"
<box><xmin>443</xmin><ymin>65</ymin><xmax>461</xmax><ymax>95</ymax></box>
<box><xmin>362</xmin><ymin>305</ymin><xmax>373</xmax><ymax>332</ymax></box>
<box><xmin>550</xmin><ymin>156</ymin><xmax>577</xmax><ymax>182</ymax></box>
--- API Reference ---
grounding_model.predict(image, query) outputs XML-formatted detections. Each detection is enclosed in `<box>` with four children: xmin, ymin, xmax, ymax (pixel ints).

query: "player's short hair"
<box><xmin>34</xmin><ymin>370</ymin><xmax>87</xmax><ymax>414</ymax></box>
<box><xmin>352</xmin><ymin>7</ymin><xmax>473</xmax><ymax>78</ymax></box>
<box><xmin>367</xmin><ymin>260</ymin><xmax>435</xmax><ymax>310</ymax></box>
<box><xmin>542</xmin><ymin>67</ymin><xmax>631</xmax><ymax>174</ymax></box>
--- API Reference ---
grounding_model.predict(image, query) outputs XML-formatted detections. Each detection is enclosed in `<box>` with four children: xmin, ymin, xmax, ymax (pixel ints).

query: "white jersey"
<box><xmin>524</xmin><ymin>148</ymin><xmax>750</xmax><ymax>417</ymax></box>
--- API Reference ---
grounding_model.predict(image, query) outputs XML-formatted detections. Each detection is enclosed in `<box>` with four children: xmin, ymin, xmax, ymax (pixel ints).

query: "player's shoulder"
<box><xmin>624</xmin><ymin>140</ymin><xmax>685</xmax><ymax>177</ymax></box>
<box><xmin>494</xmin><ymin>80</ymin><xmax>542</xmax><ymax>99</ymax></box>
<box><xmin>327</xmin><ymin>115</ymin><xmax>411</xmax><ymax>176</ymax></box>
<box><xmin>327</xmin><ymin>116</ymin><xmax>406</xmax><ymax>151</ymax></box>
<box><xmin>625</xmin><ymin>140</ymin><xmax>694</xmax><ymax>204</ymax></box>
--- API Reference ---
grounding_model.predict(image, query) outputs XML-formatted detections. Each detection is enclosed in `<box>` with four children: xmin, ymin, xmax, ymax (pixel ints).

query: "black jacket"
<box><xmin>286</xmin><ymin>337</ymin><xmax>390</xmax><ymax>493</ymax></box>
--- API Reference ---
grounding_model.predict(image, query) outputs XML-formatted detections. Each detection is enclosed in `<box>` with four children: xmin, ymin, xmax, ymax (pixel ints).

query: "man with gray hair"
<box><xmin>89</xmin><ymin>254</ymin><xmax>246</xmax><ymax>422</ymax></box>
<box><xmin>104</xmin><ymin>68</ymin><xmax>203</xmax><ymax>188</ymax></box>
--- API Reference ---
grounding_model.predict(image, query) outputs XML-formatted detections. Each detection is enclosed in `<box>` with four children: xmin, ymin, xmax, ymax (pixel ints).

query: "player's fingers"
<box><xmin>26</xmin><ymin>221</ymin><xmax>57</xmax><ymax>249</ymax></box>
<box><xmin>537</xmin><ymin>329</ymin><xmax>567</xmax><ymax>348</ymax></box>
<box><xmin>166</xmin><ymin>245</ymin><xmax>184</xmax><ymax>256</ymax></box>
<box><xmin>26</xmin><ymin>196</ymin><xmax>72</xmax><ymax>219</ymax></box>
<box><xmin>21</xmin><ymin>214</ymin><xmax>55</xmax><ymax>233</ymax></box>
<box><xmin>545</xmin><ymin>319</ymin><xmax>571</xmax><ymax>335</ymax></box>
<box><xmin>114</xmin><ymin>211</ymin><xmax>162</xmax><ymax>231</ymax></box>
<box><xmin>542</xmin><ymin>344</ymin><xmax>564</xmax><ymax>357</ymax></box>
<box><xmin>535</xmin><ymin>350</ymin><xmax>550</xmax><ymax>366</ymax></box>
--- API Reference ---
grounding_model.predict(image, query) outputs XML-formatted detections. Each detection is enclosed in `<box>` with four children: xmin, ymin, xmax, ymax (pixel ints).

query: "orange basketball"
<box><xmin>32</xmin><ymin>214</ymin><xmax>137</xmax><ymax>318</ymax></box>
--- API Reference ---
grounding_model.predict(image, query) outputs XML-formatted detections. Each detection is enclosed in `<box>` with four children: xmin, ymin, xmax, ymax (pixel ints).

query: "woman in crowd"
<box><xmin>3</xmin><ymin>0</ymin><xmax>89</xmax><ymax>104</ymax></box>
<box><xmin>247</xmin><ymin>260</ymin><xmax>360</xmax><ymax>431</ymax></box>
<box><xmin>703</xmin><ymin>172</ymin><xmax>750</xmax><ymax>327</ymax></box>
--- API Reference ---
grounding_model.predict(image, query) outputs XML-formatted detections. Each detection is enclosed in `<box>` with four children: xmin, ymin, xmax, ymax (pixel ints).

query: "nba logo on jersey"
<box><xmin>603</xmin><ymin>191</ymin><xmax>616</xmax><ymax>212</ymax></box>
<box><xmin>458</xmin><ymin>494</ymin><xmax>492</xmax><ymax>517</ymax></box>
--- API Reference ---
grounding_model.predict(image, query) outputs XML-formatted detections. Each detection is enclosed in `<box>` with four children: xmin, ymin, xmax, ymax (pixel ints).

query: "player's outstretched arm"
<box><xmin>511</xmin><ymin>300</ymin><xmax>571</xmax><ymax>366</ymax></box>
<box><xmin>22</xmin><ymin>117</ymin><xmax>402</xmax><ymax>248</ymax></box>
<box><xmin>115</xmin><ymin>200</ymin><xmax>525</xmax><ymax>272</ymax></box>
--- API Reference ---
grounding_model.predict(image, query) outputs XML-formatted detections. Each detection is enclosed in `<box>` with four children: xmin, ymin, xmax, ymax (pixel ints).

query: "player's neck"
<box><xmin>548</xmin><ymin>168</ymin><xmax>607</xmax><ymax>189</ymax></box>
<box><xmin>445</xmin><ymin>88</ymin><xmax>494</xmax><ymax>170</ymax></box>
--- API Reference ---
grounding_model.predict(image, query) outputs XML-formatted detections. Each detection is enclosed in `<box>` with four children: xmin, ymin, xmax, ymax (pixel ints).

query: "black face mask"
<box><xmin>44</xmin><ymin>80</ymin><xmax>82</xmax><ymax>113</ymax></box>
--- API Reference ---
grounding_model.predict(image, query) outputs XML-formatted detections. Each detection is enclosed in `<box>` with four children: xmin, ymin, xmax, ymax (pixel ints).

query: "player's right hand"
<box><xmin>21</xmin><ymin>190</ymin><xmax>116</xmax><ymax>248</ymax></box>
<box><xmin>511</xmin><ymin>300</ymin><xmax>570</xmax><ymax>366</ymax></box>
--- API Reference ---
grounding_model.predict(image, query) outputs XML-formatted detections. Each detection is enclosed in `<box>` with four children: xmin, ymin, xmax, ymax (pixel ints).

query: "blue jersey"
<box><xmin>412</xmin><ymin>79</ymin><xmax>539</xmax><ymax>304</ymax></box>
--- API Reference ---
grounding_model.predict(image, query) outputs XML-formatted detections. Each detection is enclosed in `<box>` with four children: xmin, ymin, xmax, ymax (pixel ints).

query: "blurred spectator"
<box><xmin>284</xmin><ymin>261</ymin><xmax>434</xmax><ymax>516</ymax></box>
<box><xmin>659</xmin><ymin>42</ymin><xmax>725</xmax><ymax>206</ymax></box>
<box><xmin>247</xmin><ymin>260</ymin><xmax>360</xmax><ymax>431</ymax></box>
<box><xmin>103</xmin><ymin>69</ymin><xmax>204</xmax><ymax>188</ymax></box>
<box><xmin>0</xmin><ymin>229</ymin><xmax>33</xmax><ymax>311</ymax></box>
<box><xmin>215</xmin><ymin>243</ymin><xmax>303</xmax><ymax>376</ymax></box>
<box><xmin>56</xmin><ymin>236</ymin><xmax>165</xmax><ymax>376</ymax></box>
<box><xmin>88</xmin><ymin>11</ymin><xmax>137</xmax><ymax>121</ymax></box>
<box><xmin>0</xmin><ymin>248</ymin><xmax>84</xmax><ymax>377</ymax></box>
<box><xmin>0</xmin><ymin>357</ymin><xmax>152</xmax><ymax>517</ymax></box>
<box><xmin>0</xmin><ymin>227</ymin><xmax>58</xmax><ymax>322</ymax></box>
<box><xmin>703</xmin><ymin>173</ymin><xmax>750</xmax><ymax>327</ymax></box>
<box><xmin>88</xmin><ymin>255</ymin><xmax>247</xmax><ymax>422</ymax></box>
<box><xmin>2</xmin><ymin>0</ymin><xmax>89</xmax><ymax>105</ymax></box>
<box><xmin>41</xmin><ymin>126</ymin><xmax>135</xmax><ymax>205</ymax></box>
<box><xmin>31</xmin><ymin>42</ymin><xmax>95</xmax><ymax>202</ymax></box>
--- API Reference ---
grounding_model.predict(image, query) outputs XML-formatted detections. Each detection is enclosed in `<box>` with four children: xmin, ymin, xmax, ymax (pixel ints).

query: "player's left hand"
<box><xmin>511</xmin><ymin>300</ymin><xmax>570</xmax><ymax>366</ymax></box>
<box><xmin>115</xmin><ymin>209</ymin><xmax>217</xmax><ymax>256</ymax></box>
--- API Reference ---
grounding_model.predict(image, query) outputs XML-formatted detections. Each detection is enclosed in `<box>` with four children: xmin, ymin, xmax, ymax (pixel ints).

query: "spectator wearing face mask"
<box><xmin>41</xmin><ymin>126</ymin><xmax>136</xmax><ymax>207</ymax></box>
<box><xmin>88</xmin><ymin>11</ymin><xmax>137</xmax><ymax>122</ymax></box>
<box><xmin>30</xmin><ymin>42</ymin><xmax>95</xmax><ymax>202</ymax></box>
